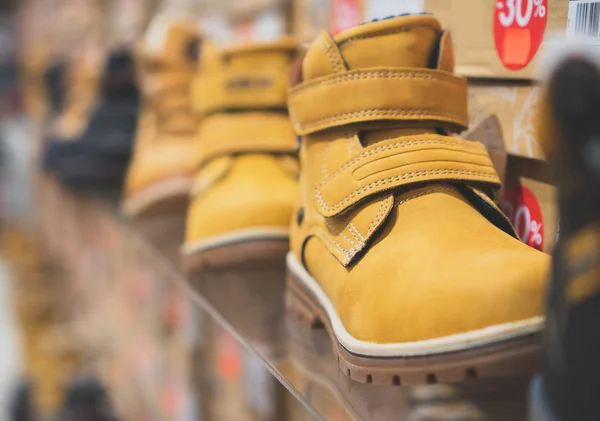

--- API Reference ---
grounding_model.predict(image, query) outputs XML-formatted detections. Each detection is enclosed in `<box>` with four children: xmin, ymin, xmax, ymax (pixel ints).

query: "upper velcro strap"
<box><xmin>288</xmin><ymin>68</ymin><xmax>468</xmax><ymax>135</ymax></box>
<box><xmin>315</xmin><ymin>135</ymin><xmax>500</xmax><ymax>217</ymax></box>
<box><xmin>192</xmin><ymin>67</ymin><xmax>289</xmax><ymax>116</ymax></box>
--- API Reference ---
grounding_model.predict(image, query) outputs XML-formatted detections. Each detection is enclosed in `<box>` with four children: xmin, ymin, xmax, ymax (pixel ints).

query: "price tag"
<box><xmin>502</xmin><ymin>185</ymin><xmax>544</xmax><ymax>251</ymax></box>
<box><xmin>494</xmin><ymin>0</ymin><xmax>548</xmax><ymax>70</ymax></box>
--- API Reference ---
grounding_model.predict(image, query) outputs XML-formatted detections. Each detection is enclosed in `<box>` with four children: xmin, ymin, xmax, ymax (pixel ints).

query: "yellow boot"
<box><xmin>20</xmin><ymin>44</ymin><xmax>53</xmax><ymax>125</ymax></box>
<box><xmin>182</xmin><ymin>39</ymin><xmax>300</xmax><ymax>270</ymax></box>
<box><xmin>52</xmin><ymin>51</ymin><xmax>103</xmax><ymax>141</ymax></box>
<box><xmin>286</xmin><ymin>15</ymin><xmax>550</xmax><ymax>385</ymax></box>
<box><xmin>123</xmin><ymin>14</ymin><xmax>202</xmax><ymax>216</ymax></box>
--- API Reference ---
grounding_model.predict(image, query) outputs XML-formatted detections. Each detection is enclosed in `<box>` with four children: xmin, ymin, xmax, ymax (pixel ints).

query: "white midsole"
<box><xmin>182</xmin><ymin>228</ymin><xmax>289</xmax><ymax>255</ymax></box>
<box><xmin>287</xmin><ymin>252</ymin><xmax>544</xmax><ymax>357</ymax></box>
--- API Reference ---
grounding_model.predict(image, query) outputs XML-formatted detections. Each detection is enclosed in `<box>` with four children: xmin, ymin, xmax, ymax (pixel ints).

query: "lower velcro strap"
<box><xmin>315</xmin><ymin>135</ymin><xmax>500</xmax><ymax>217</ymax></box>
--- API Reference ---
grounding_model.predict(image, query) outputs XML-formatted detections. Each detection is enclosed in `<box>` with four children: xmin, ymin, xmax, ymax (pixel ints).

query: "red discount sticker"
<box><xmin>493</xmin><ymin>0</ymin><xmax>548</xmax><ymax>70</ymax></box>
<box><xmin>502</xmin><ymin>185</ymin><xmax>544</xmax><ymax>251</ymax></box>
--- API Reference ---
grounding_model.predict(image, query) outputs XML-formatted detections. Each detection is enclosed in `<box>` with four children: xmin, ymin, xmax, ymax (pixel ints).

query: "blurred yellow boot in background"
<box><xmin>123</xmin><ymin>14</ymin><xmax>202</xmax><ymax>216</ymax></box>
<box><xmin>182</xmin><ymin>39</ymin><xmax>300</xmax><ymax>271</ymax></box>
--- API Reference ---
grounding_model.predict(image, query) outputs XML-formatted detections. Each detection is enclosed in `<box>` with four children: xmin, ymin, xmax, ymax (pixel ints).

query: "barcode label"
<box><xmin>568</xmin><ymin>1</ymin><xmax>600</xmax><ymax>38</ymax></box>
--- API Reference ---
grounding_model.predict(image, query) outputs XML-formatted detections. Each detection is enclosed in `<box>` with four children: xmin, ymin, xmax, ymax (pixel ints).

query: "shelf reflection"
<box><xmin>132</xmin><ymin>214</ymin><xmax>533</xmax><ymax>421</ymax></box>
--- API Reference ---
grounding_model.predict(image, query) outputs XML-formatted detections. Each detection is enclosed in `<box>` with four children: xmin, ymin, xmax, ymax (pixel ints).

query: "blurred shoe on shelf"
<box><xmin>42</xmin><ymin>60</ymin><xmax>67</xmax><ymax>122</ymax></box>
<box><xmin>285</xmin><ymin>14</ymin><xmax>550</xmax><ymax>385</ymax></box>
<box><xmin>122</xmin><ymin>14</ymin><xmax>202</xmax><ymax>217</ymax></box>
<box><xmin>47</xmin><ymin>52</ymin><xmax>102</xmax><ymax>145</ymax></box>
<box><xmin>55</xmin><ymin>375</ymin><xmax>118</xmax><ymax>421</ymax></box>
<box><xmin>530</xmin><ymin>41</ymin><xmax>600</xmax><ymax>421</ymax></box>
<box><xmin>20</xmin><ymin>45</ymin><xmax>55</xmax><ymax>125</ymax></box>
<box><xmin>9</xmin><ymin>380</ymin><xmax>37</xmax><ymax>421</ymax></box>
<box><xmin>182</xmin><ymin>39</ymin><xmax>300</xmax><ymax>271</ymax></box>
<box><xmin>42</xmin><ymin>49</ymin><xmax>140</xmax><ymax>190</ymax></box>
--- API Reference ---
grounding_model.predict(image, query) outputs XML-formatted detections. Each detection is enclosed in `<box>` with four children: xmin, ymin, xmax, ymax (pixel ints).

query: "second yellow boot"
<box><xmin>122</xmin><ymin>14</ymin><xmax>202</xmax><ymax>216</ymax></box>
<box><xmin>182</xmin><ymin>39</ymin><xmax>300</xmax><ymax>270</ymax></box>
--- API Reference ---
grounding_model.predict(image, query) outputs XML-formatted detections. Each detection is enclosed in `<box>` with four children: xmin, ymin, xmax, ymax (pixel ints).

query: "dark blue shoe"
<box><xmin>43</xmin><ymin>50</ymin><xmax>139</xmax><ymax>191</ymax></box>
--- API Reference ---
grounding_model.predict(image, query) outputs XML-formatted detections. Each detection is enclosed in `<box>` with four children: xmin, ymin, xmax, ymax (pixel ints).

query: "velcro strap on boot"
<box><xmin>196</xmin><ymin>113</ymin><xmax>298</xmax><ymax>167</ymax></box>
<box><xmin>288</xmin><ymin>68</ymin><xmax>468</xmax><ymax>135</ymax></box>
<box><xmin>192</xmin><ymin>40</ymin><xmax>299</xmax><ymax>116</ymax></box>
<box><xmin>193</xmin><ymin>71</ymin><xmax>288</xmax><ymax>115</ymax></box>
<box><xmin>315</xmin><ymin>135</ymin><xmax>500</xmax><ymax>217</ymax></box>
<box><xmin>193</xmin><ymin>69</ymin><xmax>289</xmax><ymax>115</ymax></box>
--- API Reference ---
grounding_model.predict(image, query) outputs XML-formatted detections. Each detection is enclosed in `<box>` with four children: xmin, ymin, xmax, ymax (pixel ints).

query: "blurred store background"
<box><xmin>0</xmin><ymin>2</ymin><xmax>433</xmax><ymax>420</ymax></box>
<box><xmin>0</xmin><ymin>0</ymin><xmax>579</xmax><ymax>420</ymax></box>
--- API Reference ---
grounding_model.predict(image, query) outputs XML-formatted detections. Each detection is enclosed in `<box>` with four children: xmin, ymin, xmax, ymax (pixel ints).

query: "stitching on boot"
<box><xmin>348</xmin><ymin>130</ymin><xmax>359</xmax><ymax>154</ymax></box>
<box><xmin>347</xmin><ymin>136</ymin><xmax>354</xmax><ymax>154</ymax></box>
<box><xmin>340</xmin><ymin>23</ymin><xmax>440</xmax><ymax>45</ymax></box>
<box><xmin>316</xmin><ymin>227</ymin><xmax>350</xmax><ymax>255</ymax></box>
<box><xmin>395</xmin><ymin>185</ymin><xmax>455</xmax><ymax>208</ymax></box>
<box><xmin>366</xmin><ymin>198</ymin><xmax>391</xmax><ymax>236</ymax></box>
<box><xmin>317</xmin><ymin>36</ymin><xmax>345</xmax><ymax>73</ymax></box>
<box><xmin>325</xmin><ymin>219</ymin><xmax>361</xmax><ymax>247</ymax></box>
<box><xmin>347</xmin><ymin>221</ymin><xmax>366</xmax><ymax>242</ymax></box>
<box><xmin>315</xmin><ymin>169</ymin><xmax>499</xmax><ymax>213</ymax></box>
<box><xmin>346</xmin><ymin>130</ymin><xmax>358</xmax><ymax>155</ymax></box>
<box><xmin>300</xmin><ymin>108</ymin><xmax>466</xmax><ymax>133</ymax></box>
<box><xmin>319</xmin><ymin>138</ymin><xmax>486</xmax><ymax>186</ymax></box>
<box><xmin>290</xmin><ymin>69</ymin><xmax>464</xmax><ymax>94</ymax></box>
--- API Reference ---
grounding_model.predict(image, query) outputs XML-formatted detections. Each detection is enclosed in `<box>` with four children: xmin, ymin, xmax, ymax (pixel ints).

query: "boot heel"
<box><xmin>285</xmin><ymin>272</ymin><xmax>323</xmax><ymax>328</ymax></box>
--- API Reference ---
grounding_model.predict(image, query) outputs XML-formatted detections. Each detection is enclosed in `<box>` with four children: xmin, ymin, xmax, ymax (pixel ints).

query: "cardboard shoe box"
<box><xmin>502</xmin><ymin>156</ymin><xmax>557</xmax><ymax>253</ymax></box>
<box><xmin>466</xmin><ymin>95</ymin><xmax>558</xmax><ymax>254</ymax></box>
<box><xmin>293</xmin><ymin>0</ymin><xmax>577</xmax><ymax>80</ymax></box>
<box><xmin>425</xmin><ymin>0</ymin><xmax>570</xmax><ymax>80</ymax></box>
<box><xmin>466</xmin><ymin>113</ymin><xmax>558</xmax><ymax>254</ymax></box>
<box><xmin>468</xmin><ymin>82</ymin><xmax>544</xmax><ymax>160</ymax></box>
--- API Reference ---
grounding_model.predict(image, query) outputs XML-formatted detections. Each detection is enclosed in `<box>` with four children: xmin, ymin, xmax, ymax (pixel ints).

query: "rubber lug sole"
<box><xmin>122</xmin><ymin>177</ymin><xmax>192</xmax><ymax>218</ymax></box>
<box><xmin>183</xmin><ymin>236</ymin><xmax>289</xmax><ymax>273</ymax></box>
<box><xmin>286</xmin><ymin>269</ymin><xmax>541</xmax><ymax>386</ymax></box>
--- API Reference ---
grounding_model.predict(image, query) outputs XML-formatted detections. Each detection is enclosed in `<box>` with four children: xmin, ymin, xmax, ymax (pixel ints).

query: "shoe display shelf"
<box><xmin>34</xmin><ymin>174</ymin><xmax>301</xmax><ymax>421</ymax></box>
<box><xmin>26</xmin><ymin>172</ymin><xmax>538</xmax><ymax>421</ymax></box>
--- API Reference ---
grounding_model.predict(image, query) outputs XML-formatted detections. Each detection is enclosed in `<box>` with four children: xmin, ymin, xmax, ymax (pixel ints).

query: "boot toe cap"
<box><xmin>345</xmin><ymin>247</ymin><xmax>550</xmax><ymax>346</ymax></box>
<box><xmin>184</xmin><ymin>156</ymin><xmax>297</xmax><ymax>247</ymax></box>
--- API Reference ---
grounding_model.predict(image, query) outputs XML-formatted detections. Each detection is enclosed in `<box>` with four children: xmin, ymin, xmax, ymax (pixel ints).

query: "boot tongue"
<box><xmin>334</xmin><ymin>15</ymin><xmax>443</xmax><ymax>70</ymax></box>
<box><xmin>142</xmin><ymin>13</ymin><xmax>201</xmax><ymax>68</ymax></box>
